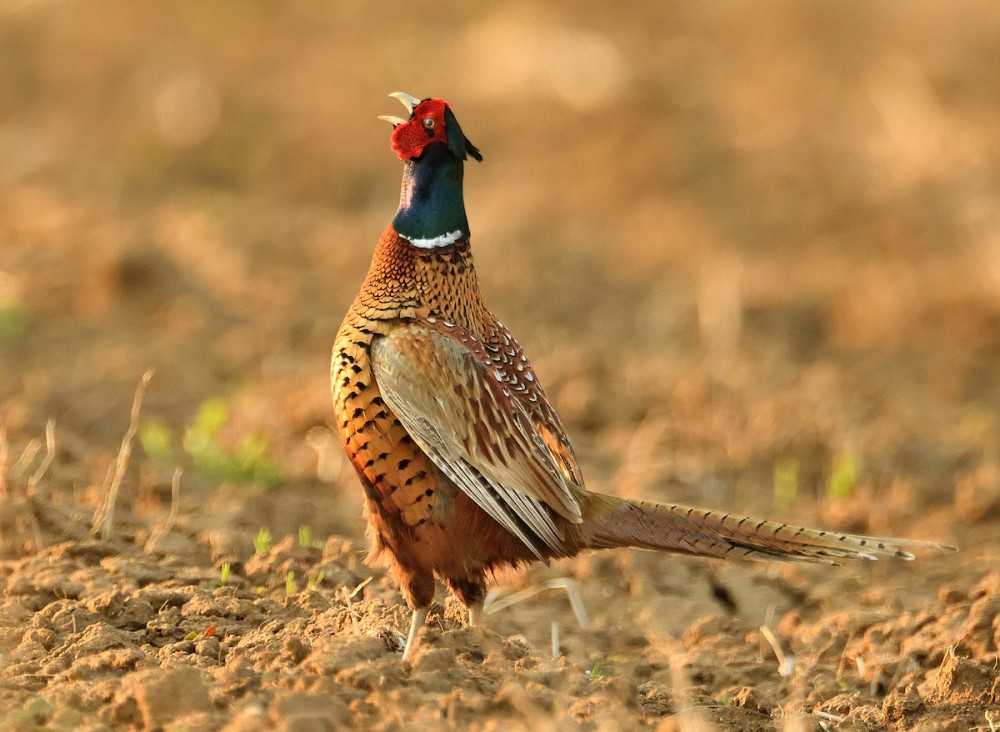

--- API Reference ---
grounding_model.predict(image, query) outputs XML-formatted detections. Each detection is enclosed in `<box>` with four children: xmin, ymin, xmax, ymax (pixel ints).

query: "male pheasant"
<box><xmin>332</xmin><ymin>92</ymin><xmax>953</xmax><ymax>660</ymax></box>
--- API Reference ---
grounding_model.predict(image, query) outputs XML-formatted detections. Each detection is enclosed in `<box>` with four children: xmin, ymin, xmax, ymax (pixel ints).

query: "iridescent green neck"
<box><xmin>392</xmin><ymin>144</ymin><xmax>469</xmax><ymax>248</ymax></box>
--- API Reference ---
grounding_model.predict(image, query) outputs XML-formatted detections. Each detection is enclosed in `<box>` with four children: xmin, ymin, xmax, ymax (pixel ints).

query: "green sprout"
<box><xmin>139</xmin><ymin>397</ymin><xmax>282</xmax><ymax>487</ymax></box>
<box><xmin>773</xmin><ymin>457</ymin><xmax>800</xmax><ymax>510</ymax></box>
<box><xmin>589</xmin><ymin>660</ymin><xmax>602</xmax><ymax>681</ymax></box>
<box><xmin>0</xmin><ymin>305</ymin><xmax>28</xmax><ymax>341</ymax></box>
<box><xmin>285</xmin><ymin>571</ymin><xmax>297</xmax><ymax>596</ymax></box>
<box><xmin>307</xmin><ymin>570</ymin><xmax>326</xmax><ymax>591</ymax></box>
<box><xmin>298</xmin><ymin>525</ymin><xmax>324</xmax><ymax>549</ymax></box>
<box><xmin>139</xmin><ymin>419</ymin><xmax>176</xmax><ymax>465</ymax></box>
<box><xmin>219</xmin><ymin>561</ymin><xmax>232</xmax><ymax>587</ymax></box>
<box><xmin>0</xmin><ymin>273</ymin><xmax>27</xmax><ymax>341</ymax></box>
<box><xmin>252</xmin><ymin>527</ymin><xmax>273</xmax><ymax>554</ymax></box>
<box><xmin>183</xmin><ymin>398</ymin><xmax>282</xmax><ymax>488</ymax></box>
<box><xmin>828</xmin><ymin>452</ymin><xmax>861</xmax><ymax>501</ymax></box>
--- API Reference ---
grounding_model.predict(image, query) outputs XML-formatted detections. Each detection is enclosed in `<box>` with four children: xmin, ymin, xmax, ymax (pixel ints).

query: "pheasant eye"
<box><xmin>423</xmin><ymin>117</ymin><xmax>436</xmax><ymax>130</ymax></box>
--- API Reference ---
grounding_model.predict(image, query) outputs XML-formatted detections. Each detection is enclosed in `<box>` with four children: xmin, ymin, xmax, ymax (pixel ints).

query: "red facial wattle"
<box><xmin>390</xmin><ymin>98</ymin><xmax>450</xmax><ymax>160</ymax></box>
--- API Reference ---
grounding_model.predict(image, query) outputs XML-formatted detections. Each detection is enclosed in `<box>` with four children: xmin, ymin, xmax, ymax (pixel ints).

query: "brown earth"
<box><xmin>2</xmin><ymin>2</ymin><xmax>1000</xmax><ymax>730</ymax></box>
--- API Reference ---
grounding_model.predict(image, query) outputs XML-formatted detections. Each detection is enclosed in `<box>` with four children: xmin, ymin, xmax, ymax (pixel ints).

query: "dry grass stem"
<box><xmin>146</xmin><ymin>468</ymin><xmax>182</xmax><ymax>551</ymax></box>
<box><xmin>813</xmin><ymin>710</ymin><xmax>844</xmax><ymax>724</ymax></box>
<box><xmin>882</xmin><ymin>652</ymin><xmax>913</xmax><ymax>696</ymax></box>
<box><xmin>91</xmin><ymin>369</ymin><xmax>154</xmax><ymax>541</ymax></box>
<box><xmin>306</xmin><ymin>426</ymin><xmax>343</xmax><ymax>483</ymax></box>
<box><xmin>10</xmin><ymin>438</ymin><xmax>41</xmax><ymax>480</ymax></box>
<box><xmin>834</xmin><ymin>631</ymin><xmax>855</xmax><ymax>684</ymax></box>
<box><xmin>27</xmin><ymin>420</ymin><xmax>55</xmax><ymax>498</ymax></box>
<box><xmin>760</xmin><ymin>624</ymin><xmax>795</xmax><ymax>677</ymax></box>
<box><xmin>484</xmin><ymin>577</ymin><xmax>589</xmax><ymax>630</ymax></box>
<box><xmin>341</xmin><ymin>576</ymin><xmax>374</xmax><ymax>636</ymax></box>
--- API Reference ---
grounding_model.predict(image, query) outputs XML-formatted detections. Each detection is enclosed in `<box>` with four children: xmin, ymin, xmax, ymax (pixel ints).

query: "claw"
<box><xmin>388</xmin><ymin>91</ymin><xmax>421</xmax><ymax>115</ymax></box>
<box><xmin>377</xmin><ymin>114</ymin><xmax>408</xmax><ymax>127</ymax></box>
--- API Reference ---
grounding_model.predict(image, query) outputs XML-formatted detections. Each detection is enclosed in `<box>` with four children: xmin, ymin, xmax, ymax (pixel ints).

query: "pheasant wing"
<box><xmin>371</xmin><ymin>324</ymin><xmax>583</xmax><ymax>558</ymax></box>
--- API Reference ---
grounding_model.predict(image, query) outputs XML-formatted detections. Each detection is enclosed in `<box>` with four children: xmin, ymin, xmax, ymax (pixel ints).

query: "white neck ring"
<box><xmin>405</xmin><ymin>229</ymin><xmax>464</xmax><ymax>249</ymax></box>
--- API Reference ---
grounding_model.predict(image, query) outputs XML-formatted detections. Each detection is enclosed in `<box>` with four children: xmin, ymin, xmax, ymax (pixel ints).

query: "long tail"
<box><xmin>581</xmin><ymin>493</ymin><xmax>955</xmax><ymax>564</ymax></box>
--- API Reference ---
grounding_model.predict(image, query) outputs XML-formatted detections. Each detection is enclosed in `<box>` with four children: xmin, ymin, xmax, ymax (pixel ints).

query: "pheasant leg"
<box><xmin>402</xmin><ymin>606</ymin><xmax>428</xmax><ymax>662</ymax></box>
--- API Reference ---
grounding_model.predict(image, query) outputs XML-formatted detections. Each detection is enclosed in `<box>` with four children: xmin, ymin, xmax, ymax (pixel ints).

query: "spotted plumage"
<box><xmin>332</xmin><ymin>93</ymin><xmax>955</xmax><ymax>660</ymax></box>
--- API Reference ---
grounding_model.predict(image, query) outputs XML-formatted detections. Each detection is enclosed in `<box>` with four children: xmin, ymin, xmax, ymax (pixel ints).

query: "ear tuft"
<box><xmin>465</xmin><ymin>139</ymin><xmax>483</xmax><ymax>162</ymax></box>
<box><xmin>443</xmin><ymin>106</ymin><xmax>482</xmax><ymax>162</ymax></box>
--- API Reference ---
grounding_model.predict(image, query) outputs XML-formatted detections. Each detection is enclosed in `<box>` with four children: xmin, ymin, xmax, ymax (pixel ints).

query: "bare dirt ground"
<box><xmin>2</xmin><ymin>2</ymin><xmax>1000</xmax><ymax>730</ymax></box>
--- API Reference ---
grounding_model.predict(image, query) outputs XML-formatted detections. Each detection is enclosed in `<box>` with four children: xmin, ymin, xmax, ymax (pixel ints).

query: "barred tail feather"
<box><xmin>582</xmin><ymin>493</ymin><xmax>955</xmax><ymax>564</ymax></box>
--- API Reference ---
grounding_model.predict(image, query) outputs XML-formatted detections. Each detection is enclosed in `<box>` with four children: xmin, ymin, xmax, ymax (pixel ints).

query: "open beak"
<box><xmin>377</xmin><ymin>92</ymin><xmax>421</xmax><ymax>127</ymax></box>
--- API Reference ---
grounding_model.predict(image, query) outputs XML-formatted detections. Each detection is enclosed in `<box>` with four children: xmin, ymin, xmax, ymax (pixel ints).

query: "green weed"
<box><xmin>183</xmin><ymin>398</ymin><xmax>281</xmax><ymax>487</ymax></box>
<box><xmin>589</xmin><ymin>660</ymin><xmax>602</xmax><ymax>681</ymax></box>
<box><xmin>307</xmin><ymin>570</ymin><xmax>326</xmax><ymax>591</ymax></box>
<box><xmin>139</xmin><ymin>396</ymin><xmax>281</xmax><ymax>488</ymax></box>
<box><xmin>252</xmin><ymin>527</ymin><xmax>273</xmax><ymax>554</ymax></box>
<box><xmin>139</xmin><ymin>419</ymin><xmax>175</xmax><ymax>465</ymax></box>
<box><xmin>0</xmin><ymin>306</ymin><xmax>28</xmax><ymax>341</ymax></box>
<box><xmin>298</xmin><ymin>525</ymin><xmax>324</xmax><ymax>549</ymax></box>
<box><xmin>828</xmin><ymin>452</ymin><xmax>861</xmax><ymax>501</ymax></box>
<box><xmin>772</xmin><ymin>457</ymin><xmax>799</xmax><ymax>509</ymax></box>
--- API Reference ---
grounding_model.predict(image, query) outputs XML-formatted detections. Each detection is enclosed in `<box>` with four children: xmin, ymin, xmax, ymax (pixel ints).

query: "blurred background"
<box><xmin>2</xmin><ymin>1</ymin><xmax>1000</xmax><ymax>544</ymax></box>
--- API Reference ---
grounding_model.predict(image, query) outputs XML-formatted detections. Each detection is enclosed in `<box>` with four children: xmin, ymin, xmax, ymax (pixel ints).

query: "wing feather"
<box><xmin>370</xmin><ymin>324</ymin><xmax>583</xmax><ymax>556</ymax></box>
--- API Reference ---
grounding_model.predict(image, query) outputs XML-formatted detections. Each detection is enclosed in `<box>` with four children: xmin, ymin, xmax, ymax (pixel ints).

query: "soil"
<box><xmin>2</xmin><ymin>3</ymin><xmax>1000</xmax><ymax>730</ymax></box>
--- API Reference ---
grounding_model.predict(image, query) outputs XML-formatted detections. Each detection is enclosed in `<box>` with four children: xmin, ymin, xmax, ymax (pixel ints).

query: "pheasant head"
<box><xmin>381</xmin><ymin>92</ymin><xmax>483</xmax><ymax>163</ymax></box>
<box><xmin>380</xmin><ymin>93</ymin><xmax>482</xmax><ymax>248</ymax></box>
